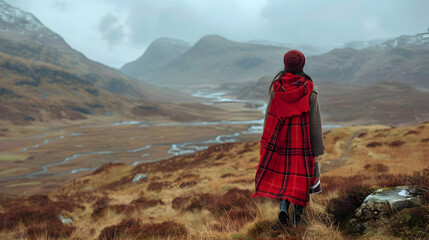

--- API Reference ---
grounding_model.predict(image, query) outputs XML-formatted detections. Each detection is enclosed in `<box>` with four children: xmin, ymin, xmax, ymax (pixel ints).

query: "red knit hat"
<box><xmin>283</xmin><ymin>50</ymin><xmax>305</xmax><ymax>73</ymax></box>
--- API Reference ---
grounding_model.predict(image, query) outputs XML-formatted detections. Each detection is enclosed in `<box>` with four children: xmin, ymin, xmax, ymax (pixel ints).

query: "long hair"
<box><xmin>268</xmin><ymin>70</ymin><xmax>313</xmax><ymax>94</ymax></box>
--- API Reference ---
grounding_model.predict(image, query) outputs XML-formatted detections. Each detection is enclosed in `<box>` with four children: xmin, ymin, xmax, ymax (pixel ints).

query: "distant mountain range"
<box><xmin>344</xmin><ymin>32</ymin><xmax>429</xmax><ymax>50</ymax></box>
<box><xmin>306</xmin><ymin>46</ymin><xmax>429</xmax><ymax>88</ymax></box>
<box><xmin>122</xmin><ymin>32</ymin><xmax>429</xmax><ymax>89</ymax></box>
<box><xmin>120</xmin><ymin>35</ymin><xmax>287</xmax><ymax>87</ymax></box>
<box><xmin>0</xmin><ymin>0</ymin><xmax>204</xmax><ymax>125</ymax></box>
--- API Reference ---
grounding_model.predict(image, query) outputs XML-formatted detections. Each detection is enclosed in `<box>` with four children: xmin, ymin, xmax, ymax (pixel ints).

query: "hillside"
<box><xmin>238</xmin><ymin>78</ymin><xmax>429</xmax><ymax>125</ymax></box>
<box><xmin>0</xmin><ymin>0</ymin><xmax>199</xmax><ymax>126</ymax></box>
<box><xmin>121</xmin><ymin>35</ymin><xmax>287</xmax><ymax>87</ymax></box>
<box><xmin>121</xmin><ymin>38</ymin><xmax>191</xmax><ymax>80</ymax></box>
<box><xmin>0</xmin><ymin>123</ymin><xmax>427</xmax><ymax>239</ymax></box>
<box><xmin>306</xmin><ymin>46</ymin><xmax>429</xmax><ymax>88</ymax></box>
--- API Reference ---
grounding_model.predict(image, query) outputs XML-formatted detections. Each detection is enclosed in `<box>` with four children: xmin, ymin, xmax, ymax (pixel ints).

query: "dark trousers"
<box><xmin>279</xmin><ymin>199</ymin><xmax>305</xmax><ymax>226</ymax></box>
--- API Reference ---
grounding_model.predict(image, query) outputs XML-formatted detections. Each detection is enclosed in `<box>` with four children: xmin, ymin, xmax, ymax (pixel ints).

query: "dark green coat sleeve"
<box><xmin>309</xmin><ymin>86</ymin><xmax>325</xmax><ymax>157</ymax></box>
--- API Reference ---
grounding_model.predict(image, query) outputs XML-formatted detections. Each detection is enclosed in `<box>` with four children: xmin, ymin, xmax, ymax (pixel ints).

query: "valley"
<box><xmin>0</xmin><ymin>90</ymin><xmax>268</xmax><ymax>195</ymax></box>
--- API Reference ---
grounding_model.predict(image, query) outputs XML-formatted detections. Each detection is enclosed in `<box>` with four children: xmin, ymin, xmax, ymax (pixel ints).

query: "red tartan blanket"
<box><xmin>253</xmin><ymin>73</ymin><xmax>318</xmax><ymax>207</ymax></box>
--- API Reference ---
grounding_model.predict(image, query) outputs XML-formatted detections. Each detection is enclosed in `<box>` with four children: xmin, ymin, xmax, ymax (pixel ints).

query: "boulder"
<box><xmin>349</xmin><ymin>186</ymin><xmax>421</xmax><ymax>233</ymax></box>
<box><xmin>355</xmin><ymin>186</ymin><xmax>421</xmax><ymax>220</ymax></box>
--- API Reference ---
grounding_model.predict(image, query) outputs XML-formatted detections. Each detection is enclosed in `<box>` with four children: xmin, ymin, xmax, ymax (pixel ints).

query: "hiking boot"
<box><xmin>278</xmin><ymin>200</ymin><xmax>291</xmax><ymax>226</ymax></box>
<box><xmin>293</xmin><ymin>204</ymin><xmax>305</xmax><ymax>226</ymax></box>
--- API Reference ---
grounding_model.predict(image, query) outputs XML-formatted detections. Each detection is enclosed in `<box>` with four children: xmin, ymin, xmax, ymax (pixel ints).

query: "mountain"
<box><xmin>0</xmin><ymin>0</ymin><xmax>158</xmax><ymax>98</ymax></box>
<box><xmin>0</xmin><ymin>1</ymin><xmax>199</xmax><ymax>125</ymax></box>
<box><xmin>239</xmin><ymin>77</ymin><xmax>429</xmax><ymax>125</ymax></box>
<box><xmin>344</xmin><ymin>31</ymin><xmax>429</xmax><ymax>50</ymax></box>
<box><xmin>123</xmin><ymin>32</ymin><xmax>429</xmax><ymax>89</ymax></box>
<box><xmin>0</xmin><ymin>0</ymin><xmax>67</xmax><ymax>49</ymax></box>
<box><xmin>120</xmin><ymin>38</ymin><xmax>191</xmax><ymax>80</ymax></box>
<box><xmin>305</xmin><ymin>46</ymin><xmax>429</xmax><ymax>88</ymax></box>
<box><xmin>121</xmin><ymin>35</ymin><xmax>287</xmax><ymax>87</ymax></box>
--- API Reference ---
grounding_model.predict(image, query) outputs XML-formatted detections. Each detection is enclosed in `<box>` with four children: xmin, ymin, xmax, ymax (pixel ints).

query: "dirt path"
<box><xmin>321</xmin><ymin>129</ymin><xmax>366</xmax><ymax>173</ymax></box>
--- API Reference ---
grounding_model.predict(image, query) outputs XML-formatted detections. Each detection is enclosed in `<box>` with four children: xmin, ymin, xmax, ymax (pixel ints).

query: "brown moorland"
<box><xmin>0</xmin><ymin>123</ymin><xmax>428</xmax><ymax>239</ymax></box>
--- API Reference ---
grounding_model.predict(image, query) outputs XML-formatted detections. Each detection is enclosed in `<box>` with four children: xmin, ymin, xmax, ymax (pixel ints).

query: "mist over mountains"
<box><xmin>122</xmin><ymin>31</ymin><xmax>429</xmax><ymax>90</ymax></box>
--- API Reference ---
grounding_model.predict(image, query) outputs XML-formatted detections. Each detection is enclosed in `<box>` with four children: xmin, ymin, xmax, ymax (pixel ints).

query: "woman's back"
<box><xmin>253</xmin><ymin>50</ymin><xmax>325</xmax><ymax>226</ymax></box>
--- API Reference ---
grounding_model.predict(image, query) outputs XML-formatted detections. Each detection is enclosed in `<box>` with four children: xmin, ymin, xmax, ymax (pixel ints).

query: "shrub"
<box><xmin>92</xmin><ymin>197</ymin><xmax>164</xmax><ymax>219</ymax></box>
<box><xmin>179</xmin><ymin>181</ymin><xmax>197</xmax><ymax>188</ymax></box>
<box><xmin>366</xmin><ymin>142</ymin><xmax>382</xmax><ymax>148</ymax></box>
<box><xmin>403</xmin><ymin>130</ymin><xmax>419</xmax><ymax>136</ymax></box>
<box><xmin>388</xmin><ymin>140</ymin><xmax>405</xmax><ymax>147</ymax></box>
<box><xmin>320</xmin><ymin>175</ymin><xmax>365</xmax><ymax>194</ymax></box>
<box><xmin>388</xmin><ymin>205</ymin><xmax>429</xmax><ymax>239</ymax></box>
<box><xmin>407</xmin><ymin>167</ymin><xmax>429</xmax><ymax>203</ymax></box>
<box><xmin>171</xmin><ymin>193</ymin><xmax>214</xmax><ymax>211</ymax></box>
<box><xmin>221</xmin><ymin>173</ymin><xmax>236</xmax><ymax>178</ymax></box>
<box><xmin>326</xmin><ymin>185</ymin><xmax>374</xmax><ymax>223</ymax></box>
<box><xmin>364</xmin><ymin>163</ymin><xmax>389</xmax><ymax>173</ymax></box>
<box><xmin>147</xmin><ymin>181</ymin><xmax>171</xmax><ymax>192</ymax></box>
<box><xmin>375</xmin><ymin>173</ymin><xmax>408</xmax><ymax>187</ymax></box>
<box><xmin>92</xmin><ymin>163</ymin><xmax>126</xmax><ymax>175</ymax></box>
<box><xmin>98</xmin><ymin>219</ymin><xmax>187</xmax><ymax>240</ymax></box>
<box><xmin>357</xmin><ymin>132</ymin><xmax>368</xmax><ymax>138</ymax></box>
<box><xmin>0</xmin><ymin>194</ymin><xmax>82</xmax><ymax>239</ymax></box>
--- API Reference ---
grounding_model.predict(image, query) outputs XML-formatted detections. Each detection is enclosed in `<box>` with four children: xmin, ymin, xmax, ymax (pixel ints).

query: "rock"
<box><xmin>59</xmin><ymin>214</ymin><xmax>73</xmax><ymax>224</ymax></box>
<box><xmin>132</xmin><ymin>173</ymin><xmax>148</xmax><ymax>184</ymax></box>
<box><xmin>348</xmin><ymin>186</ymin><xmax>423</xmax><ymax>235</ymax></box>
<box><xmin>355</xmin><ymin>186</ymin><xmax>421</xmax><ymax>220</ymax></box>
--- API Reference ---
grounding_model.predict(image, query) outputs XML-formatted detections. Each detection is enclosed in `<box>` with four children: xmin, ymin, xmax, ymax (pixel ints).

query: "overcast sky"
<box><xmin>6</xmin><ymin>0</ymin><xmax>429</xmax><ymax>68</ymax></box>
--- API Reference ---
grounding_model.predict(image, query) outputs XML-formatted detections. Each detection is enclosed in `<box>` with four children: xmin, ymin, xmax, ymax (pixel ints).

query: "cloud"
<box><xmin>51</xmin><ymin>0</ymin><xmax>68</xmax><ymax>11</ymax></box>
<box><xmin>98</xmin><ymin>13</ymin><xmax>125</xmax><ymax>49</ymax></box>
<box><xmin>6</xmin><ymin>0</ymin><xmax>429</xmax><ymax>68</ymax></box>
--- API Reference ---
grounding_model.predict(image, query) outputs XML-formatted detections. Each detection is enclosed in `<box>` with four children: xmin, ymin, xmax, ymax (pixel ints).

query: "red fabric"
<box><xmin>253</xmin><ymin>73</ymin><xmax>315</xmax><ymax>206</ymax></box>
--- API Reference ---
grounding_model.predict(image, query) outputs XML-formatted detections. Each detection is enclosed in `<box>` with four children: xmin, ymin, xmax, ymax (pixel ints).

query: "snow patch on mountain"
<box><xmin>0</xmin><ymin>0</ymin><xmax>58</xmax><ymax>39</ymax></box>
<box><xmin>344</xmin><ymin>31</ymin><xmax>429</xmax><ymax>50</ymax></box>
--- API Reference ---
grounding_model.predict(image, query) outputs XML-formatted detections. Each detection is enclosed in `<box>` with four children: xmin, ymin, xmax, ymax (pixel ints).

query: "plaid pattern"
<box><xmin>253</xmin><ymin>73</ymin><xmax>319</xmax><ymax>207</ymax></box>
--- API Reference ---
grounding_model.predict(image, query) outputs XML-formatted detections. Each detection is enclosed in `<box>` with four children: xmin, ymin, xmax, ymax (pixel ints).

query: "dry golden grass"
<box><xmin>0</xmin><ymin>123</ymin><xmax>428</xmax><ymax>239</ymax></box>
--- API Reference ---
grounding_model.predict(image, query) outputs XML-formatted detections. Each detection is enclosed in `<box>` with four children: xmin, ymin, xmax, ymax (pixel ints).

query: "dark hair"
<box><xmin>268</xmin><ymin>70</ymin><xmax>313</xmax><ymax>94</ymax></box>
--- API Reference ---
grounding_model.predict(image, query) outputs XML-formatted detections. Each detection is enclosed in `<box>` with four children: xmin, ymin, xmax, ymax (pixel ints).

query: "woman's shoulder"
<box><xmin>311</xmin><ymin>84</ymin><xmax>319</xmax><ymax>94</ymax></box>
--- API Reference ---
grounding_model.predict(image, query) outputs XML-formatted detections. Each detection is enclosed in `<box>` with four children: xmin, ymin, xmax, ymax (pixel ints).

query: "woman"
<box><xmin>252</xmin><ymin>50</ymin><xmax>324</xmax><ymax>227</ymax></box>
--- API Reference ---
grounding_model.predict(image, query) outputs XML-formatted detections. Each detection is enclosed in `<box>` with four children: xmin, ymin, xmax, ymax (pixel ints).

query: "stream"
<box><xmin>0</xmin><ymin>91</ymin><xmax>341</xmax><ymax>181</ymax></box>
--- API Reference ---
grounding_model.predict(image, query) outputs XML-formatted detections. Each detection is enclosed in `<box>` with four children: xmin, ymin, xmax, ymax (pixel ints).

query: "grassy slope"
<box><xmin>238</xmin><ymin>78</ymin><xmax>429</xmax><ymax>126</ymax></box>
<box><xmin>0</xmin><ymin>51</ymin><xmax>216</xmax><ymax>127</ymax></box>
<box><xmin>0</xmin><ymin>15</ymin><xmax>195</xmax><ymax>127</ymax></box>
<box><xmin>0</xmin><ymin>123</ymin><xmax>428</xmax><ymax>239</ymax></box>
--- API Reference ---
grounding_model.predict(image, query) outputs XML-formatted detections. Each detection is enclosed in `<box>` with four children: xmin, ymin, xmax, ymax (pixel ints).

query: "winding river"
<box><xmin>0</xmin><ymin>91</ymin><xmax>341</xmax><ymax>181</ymax></box>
